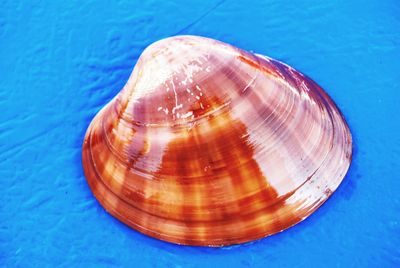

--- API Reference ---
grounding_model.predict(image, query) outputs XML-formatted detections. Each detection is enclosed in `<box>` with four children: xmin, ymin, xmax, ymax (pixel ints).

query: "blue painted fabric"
<box><xmin>1</xmin><ymin>1</ymin><xmax>399</xmax><ymax>267</ymax></box>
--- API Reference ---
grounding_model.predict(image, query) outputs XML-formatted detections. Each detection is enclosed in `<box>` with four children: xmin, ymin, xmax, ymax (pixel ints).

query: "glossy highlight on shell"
<box><xmin>82</xmin><ymin>35</ymin><xmax>352</xmax><ymax>246</ymax></box>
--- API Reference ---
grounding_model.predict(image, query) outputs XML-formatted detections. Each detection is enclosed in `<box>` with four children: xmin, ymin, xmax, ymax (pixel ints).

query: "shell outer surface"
<box><xmin>82</xmin><ymin>35</ymin><xmax>352</xmax><ymax>246</ymax></box>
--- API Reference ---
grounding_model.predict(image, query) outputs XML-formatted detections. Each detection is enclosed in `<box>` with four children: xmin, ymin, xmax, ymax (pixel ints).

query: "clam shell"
<box><xmin>82</xmin><ymin>35</ymin><xmax>352</xmax><ymax>246</ymax></box>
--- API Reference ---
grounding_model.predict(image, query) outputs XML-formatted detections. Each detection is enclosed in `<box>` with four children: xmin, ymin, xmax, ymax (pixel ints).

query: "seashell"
<box><xmin>82</xmin><ymin>35</ymin><xmax>352</xmax><ymax>246</ymax></box>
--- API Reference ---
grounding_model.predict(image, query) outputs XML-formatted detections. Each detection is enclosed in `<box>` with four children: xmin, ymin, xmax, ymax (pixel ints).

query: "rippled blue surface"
<box><xmin>1</xmin><ymin>1</ymin><xmax>399</xmax><ymax>267</ymax></box>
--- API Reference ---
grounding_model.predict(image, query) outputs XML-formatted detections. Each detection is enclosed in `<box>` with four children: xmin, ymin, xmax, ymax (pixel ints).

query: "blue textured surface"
<box><xmin>1</xmin><ymin>1</ymin><xmax>399</xmax><ymax>267</ymax></box>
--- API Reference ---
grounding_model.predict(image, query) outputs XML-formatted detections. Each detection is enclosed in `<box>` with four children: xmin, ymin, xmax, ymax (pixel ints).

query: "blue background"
<box><xmin>1</xmin><ymin>0</ymin><xmax>399</xmax><ymax>267</ymax></box>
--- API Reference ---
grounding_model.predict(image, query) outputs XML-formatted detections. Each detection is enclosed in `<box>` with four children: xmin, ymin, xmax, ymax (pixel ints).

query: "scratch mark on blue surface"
<box><xmin>175</xmin><ymin>0</ymin><xmax>226</xmax><ymax>35</ymax></box>
<box><xmin>0</xmin><ymin>124</ymin><xmax>60</xmax><ymax>162</ymax></box>
<box><xmin>21</xmin><ymin>195</ymin><xmax>53</xmax><ymax>210</ymax></box>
